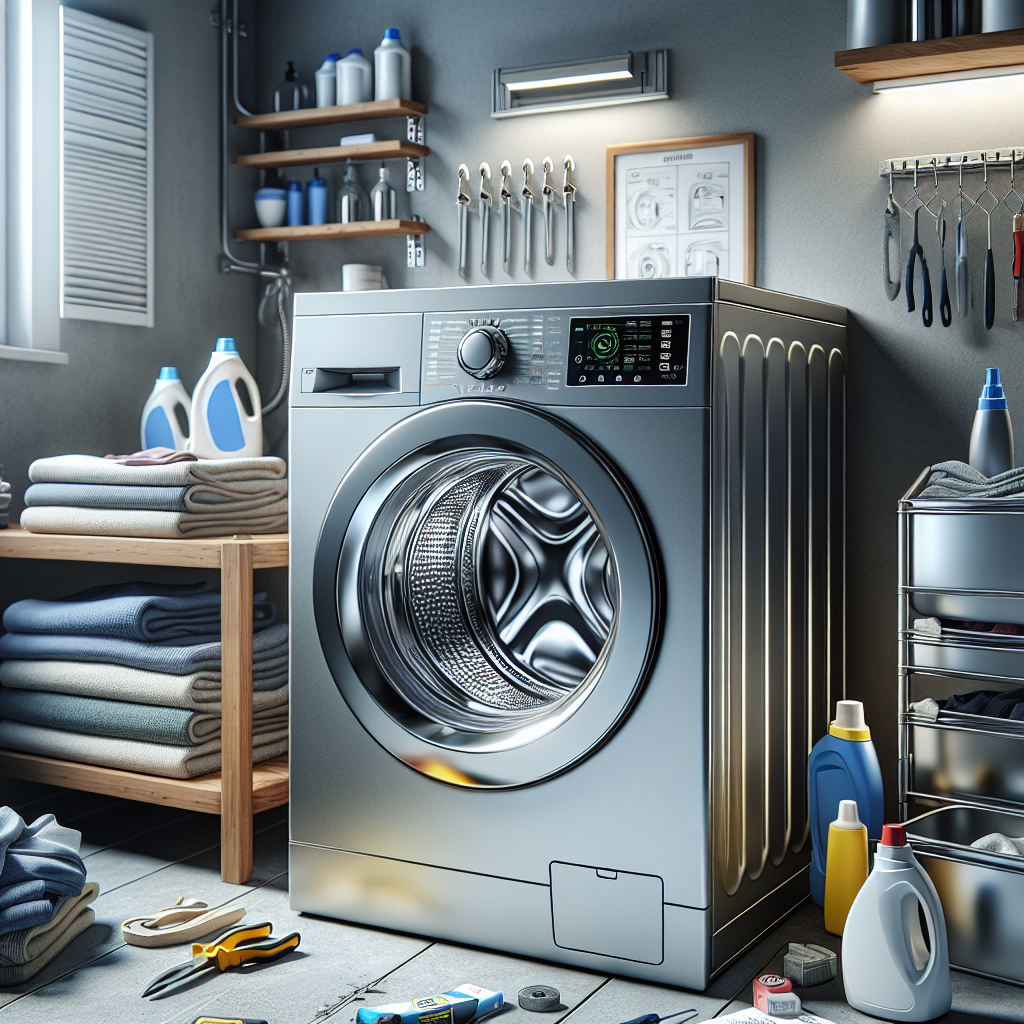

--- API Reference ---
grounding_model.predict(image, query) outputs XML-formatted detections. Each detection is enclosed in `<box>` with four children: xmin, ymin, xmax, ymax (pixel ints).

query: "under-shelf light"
<box><xmin>874</xmin><ymin>63</ymin><xmax>1024</xmax><ymax>91</ymax></box>
<box><xmin>492</xmin><ymin>51</ymin><xmax>667</xmax><ymax>118</ymax></box>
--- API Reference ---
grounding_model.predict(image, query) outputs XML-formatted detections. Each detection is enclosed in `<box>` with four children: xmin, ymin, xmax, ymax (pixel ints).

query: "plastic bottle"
<box><xmin>336</xmin><ymin>161</ymin><xmax>369</xmax><ymax>223</ymax></box>
<box><xmin>189</xmin><ymin>339</ymin><xmax>263</xmax><ymax>459</ymax></box>
<box><xmin>308</xmin><ymin>171</ymin><xmax>328</xmax><ymax>225</ymax></box>
<box><xmin>370</xmin><ymin>163</ymin><xmax>397</xmax><ymax>221</ymax></box>
<box><xmin>823</xmin><ymin>799</ymin><xmax>868</xmax><ymax>936</ymax></box>
<box><xmin>141</xmin><ymin>367</ymin><xmax>191</xmax><ymax>452</ymax></box>
<box><xmin>843</xmin><ymin>823</ymin><xmax>952</xmax><ymax>1022</ymax></box>
<box><xmin>315</xmin><ymin>53</ymin><xmax>341</xmax><ymax>107</ymax></box>
<box><xmin>374</xmin><ymin>29</ymin><xmax>411</xmax><ymax>101</ymax></box>
<box><xmin>808</xmin><ymin>700</ymin><xmax>884</xmax><ymax>907</ymax></box>
<box><xmin>969</xmin><ymin>367</ymin><xmax>1014</xmax><ymax>477</ymax></box>
<box><xmin>337</xmin><ymin>47</ymin><xmax>373</xmax><ymax>105</ymax></box>
<box><xmin>269</xmin><ymin>61</ymin><xmax>309</xmax><ymax>112</ymax></box>
<box><xmin>287</xmin><ymin>180</ymin><xmax>306</xmax><ymax>227</ymax></box>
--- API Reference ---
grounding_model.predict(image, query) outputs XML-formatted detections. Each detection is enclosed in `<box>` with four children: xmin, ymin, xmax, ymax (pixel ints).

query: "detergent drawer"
<box><xmin>906</xmin><ymin>805</ymin><xmax>1024</xmax><ymax>986</ymax></box>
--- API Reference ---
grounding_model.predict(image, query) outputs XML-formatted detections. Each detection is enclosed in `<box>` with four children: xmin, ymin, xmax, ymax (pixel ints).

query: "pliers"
<box><xmin>905</xmin><ymin>207</ymin><xmax>933</xmax><ymax>328</ymax></box>
<box><xmin>142</xmin><ymin>920</ymin><xmax>300</xmax><ymax>998</ymax></box>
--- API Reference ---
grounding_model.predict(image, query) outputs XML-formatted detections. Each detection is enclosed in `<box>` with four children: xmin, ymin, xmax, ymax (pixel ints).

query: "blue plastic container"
<box><xmin>809</xmin><ymin>700</ymin><xmax>884</xmax><ymax>906</ymax></box>
<box><xmin>308</xmin><ymin>172</ymin><xmax>328</xmax><ymax>225</ymax></box>
<box><xmin>287</xmin><ymin>180</ymin><xmax>306</xmax><ymax>226</ymax></box>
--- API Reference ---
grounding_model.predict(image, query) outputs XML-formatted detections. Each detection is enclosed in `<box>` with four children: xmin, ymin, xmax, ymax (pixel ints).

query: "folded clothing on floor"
<box><xmin>0</xmin><ymin>881</ymin><xmax>98</xmax><ymax>985</ymax></box>
<box><xmin>20</xmin><ymin>501</ymin><xmax>288</xmax><ymax>538</ymax></box>
<box><xmin>0</xmin><ymin>660</ymin><xmax>288</xmax><ymax>710</ymax></box>
<box><xmin>30</xmin><ymin>454</ymin><xmax>286</xmax><ymax>486</ymax></box>
<box><xmin>25</xmin><ymin>478</ymin><xmax>288</xmax><ymax>514</ymax></box>
<box><xmin>943</xmin><ymin>687</ymin><xmax>1024</xmax><ymax>721</ymax></box>
<box><xmin>0</xmin><ymin>809</ymin><xmax>85</xmax><ymax>899</ymax></box>
<box><xmin>0</xmin><ymin>721</ymin><xmax>288</xmax><ymax>778</ymax></box>
<box><xmin>919</xmin><ymin>460</ymin><xmax>1024</xmax><ymax>499</ymax></box>
<box><xmin>0</xmin><ymin>622</ymin><xmax>289</xmax><ymax>674</ymax></box>
<box><xmin>2</xmin><ymin>581</ymin><xmax>276</xmax><ymax>643</ymax></box>
<box><xmin>0</xmin><ymin>879</ymin><xmax>53</xmax><ymax>937</ymax></box>
<box><xmin>0</xmin><ymin>689</ymin><xmax>288</xmax><ymax>746</ymax></box>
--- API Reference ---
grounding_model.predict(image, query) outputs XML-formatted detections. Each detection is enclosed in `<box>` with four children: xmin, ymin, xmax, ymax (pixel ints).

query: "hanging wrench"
<box><xmin>562</xmin><ymin>156</ymin><xmax>577</xmax><ymax>275</ymax></box>
<box><xmin>956</xmin><ymin>157</ymin><xmax>972</xmax><ymax>318</ymax></box>
<box><xmin>882</xmin><ymin>162</ymin><xmax>901</xmax><ymax>301</ymax></box>
<box><xmin>500</xmin><ymin>160</ymin><xmax>515</xmax><ymax>275</ymax></box>
<box><xmin>478</xmin><ymin>163</ymin><xmax>493</xmax><ymax>277</ymax></box>
<box><xmin>521</xmin><ymin>158</ymin><xmax>535</xmax><ymax>275</ymax></box>
<box><xmin>541</xmin><ymin>157</ymin><xmax>556</xmax><ymax>266</ymax></box>
<box><xmin>457</xmin><ymin>164</ymin><xmax>471</xmax><ymax>280</ymax></box>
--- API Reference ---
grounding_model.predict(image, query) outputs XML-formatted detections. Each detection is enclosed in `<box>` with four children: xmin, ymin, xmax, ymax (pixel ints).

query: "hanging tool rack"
<box><xmin>878</xmin><ymin>147</ymin><xmax>1024</xmax><ymax>177</ymax></box>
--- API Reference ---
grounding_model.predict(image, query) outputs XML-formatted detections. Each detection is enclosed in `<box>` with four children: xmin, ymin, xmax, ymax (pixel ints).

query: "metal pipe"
<box><xmin>232</xmin><ymin>0</ymin><xmax>255</xmax><ymax>117</ymax></box>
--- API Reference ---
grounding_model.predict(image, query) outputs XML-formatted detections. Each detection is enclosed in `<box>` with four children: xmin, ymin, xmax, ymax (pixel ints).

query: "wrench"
<box><xmin>479</xmin><ymin>163</ymin><xmax>493</xmax><ymax>277</ymax></box>
<box><xmin>521</xmin><ymin>158</ymin><xmax>535</xmax><ymax>275</ymax></box>
<box><xmin>563</xmin><ymin>156</ymin><xmax>577</xmax><ymax>274</ymax></box>
<box><xmin>500</xmin><ymin>160</ymin><xmax>515</xmax><ymax>275</ymax></box>
<box><xmin>542</xmin><ymin>157</ymin><xmax>556</xmax><ymax>266</ymax></box>
<box><xmin>456</xmin><ymin>164</ymin><xmax>471</xmax><ymax>280</ymax></box>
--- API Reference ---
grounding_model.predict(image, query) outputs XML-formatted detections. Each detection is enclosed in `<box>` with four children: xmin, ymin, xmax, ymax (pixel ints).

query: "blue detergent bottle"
<box><xmin>809</xmin><ymin>700</ymin><xmax>884</xmax><ymax>906</ymax></box>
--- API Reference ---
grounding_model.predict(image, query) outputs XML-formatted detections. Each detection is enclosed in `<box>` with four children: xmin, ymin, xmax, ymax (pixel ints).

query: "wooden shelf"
<box><xmin>0</xmin><ymin>751</ymin><xmax>289</xmax><ymax>815</ymax></box>
<box><xmin>235</xmin><ymin>218</ymin><xmax>430</xmax><ymax>242</ymax></box>
<box><xmin>235</xmin><ymin>139</ymin><xmax>429</xmax><ymax>170</ymax></box>
<box><xmin>0</xmin><ymin>526</ymin><xmax>288</xmax><ymax>569</ymax></box>
<box><xmin>236</xmin><ymin>98</ymin><xmax>426</xmax><ymax>132</ymax></box>
<box><xmin>836</xmin><ymin>28</ymin><xmax>1024</xmax><ymax>83</ymax></box>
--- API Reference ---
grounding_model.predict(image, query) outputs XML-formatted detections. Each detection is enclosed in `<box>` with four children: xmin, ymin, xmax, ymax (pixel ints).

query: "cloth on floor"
<box><xmin>0</xmin><ymin>813</ymin><xmax>85</xmax><ymax>898</ymax></box>
<box><xmin>0</xmin><ymin>689</ymin><xmax>288</xmax><ymax>746</ymax></box>
<box><xmin>0</xmin><ymin>622</ymin><xmax>289</xmax><ymax>674</ymax></box>
<box><xmin>0</xmin><ymin>881</ymin><xmax>98</xmax><ymax>985</ymax></box>
<box><xmin>909</xmin><ymin>697</ymin><xmax>941</xmax><ymax>721</ymax></box>
<box><xmin>104</xmin><ymin>447</ymin><xmax>197</xmax><ymax>465</ymax></box>
<box><xmin>25</xmin><ymin>482</ymin><xmax>189</xmax><ymax>512</ymax></box>
<box><xmin>2</xmin><ymin>581</ymin><xmax>277</xmax><ymax>643</ymax></box>
<box><xmin>30</xmin><ymin>454</ymin><xmax>285</xmax><ymax>487</ymax></box>
<box><xmin>20</xmin><ymin>501</ymin><xmax>288</xmax><ymax>539</ymax></box>
<box><xmin>0</xmin><ymin>721</ymin><xmax>288</xmax><ymax>778</ymax></box>
<box><xmin>0</xmin><ymin>660</ymin><xmax>288</xmax><ymax>710</ymax></box>
<box><xmin>971</xmin><ymin>832</ymin><xmax>1024</xmax><ymax>857</ymax></box>
<box><xmin>919</xmin><ymin>460</ymin><xmax>1024</xmax><ymax>499</ymax></box>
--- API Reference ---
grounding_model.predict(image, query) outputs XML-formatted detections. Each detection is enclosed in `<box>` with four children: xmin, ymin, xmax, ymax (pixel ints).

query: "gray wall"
<box><xmin>249</xmin><ymin>0</ymin><xmax>1023</xmax><ymax>814</ymax></box>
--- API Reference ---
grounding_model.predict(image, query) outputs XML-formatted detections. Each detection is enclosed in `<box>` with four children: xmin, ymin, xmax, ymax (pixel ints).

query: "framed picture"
<box><xmin>606</xmin><ymin>133</ymin><xmax>755</xmax><ymax>284</ymax></box>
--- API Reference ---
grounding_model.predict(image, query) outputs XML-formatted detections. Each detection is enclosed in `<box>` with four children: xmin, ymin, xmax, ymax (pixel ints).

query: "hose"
<box><xmin>259</xmin><ymin>274</ymin><xmax>292</xmax><ymax>416</ymax></box>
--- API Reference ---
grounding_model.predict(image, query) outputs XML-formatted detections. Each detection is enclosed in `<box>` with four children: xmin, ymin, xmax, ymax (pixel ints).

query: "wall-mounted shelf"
<box><xmin>236</xmin><ymin>98</ymin><xmax>426</xmax><ymax>132</ymax></box>
<box><xmin>236</xmin><ymin>139</ymin><xmax>429</xmax><ymax>170</ymax></box>
<box><xmin>235</xmin><ymin>218</ymin><xmax>430</xmax><ymax>242</ymax></box>
<box><xmin>836</xmin><ymin>28</ymin><xmax>1024</xmax><ymax>83</ymax></box>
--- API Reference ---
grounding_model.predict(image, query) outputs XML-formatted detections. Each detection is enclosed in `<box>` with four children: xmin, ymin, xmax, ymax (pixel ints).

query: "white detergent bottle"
<box><xmin>141</xmin><ymin>367</ymin><xmax>191</xmax><ymax>451</ymax></box>
<box><xmin>189</xmin><ymin>339</ymin><xmax>263</xmax><ymax>459</ymax></box>
<box><xmin>374</xmin><ymin>29</ymin><xmax>411</xmax><ymax>101</ymax></box>
<box><xmin>843</xmin><ymin>823</ymin><xmax>952</xmax><ymax>1022</ymax></box>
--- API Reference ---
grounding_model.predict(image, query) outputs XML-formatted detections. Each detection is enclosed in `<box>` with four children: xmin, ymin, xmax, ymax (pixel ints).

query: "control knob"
<box><xmin>457</xmin><ymin>325</ymin><xmax>508</xmax><ymax>379</ymax></box>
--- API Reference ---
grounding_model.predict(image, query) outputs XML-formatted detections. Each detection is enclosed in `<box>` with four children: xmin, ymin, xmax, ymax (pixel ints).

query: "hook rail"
<box><xmin>879</xmin><ymin>148</ymin><xmax>1024</xmax><ymax>178</ymax></box>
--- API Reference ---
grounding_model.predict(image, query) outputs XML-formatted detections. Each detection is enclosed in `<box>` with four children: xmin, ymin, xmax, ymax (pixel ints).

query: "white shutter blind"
<box><xmin>60</xmin><ymin>6</ymin><xmax>153</xmax><ymax>327</ymax></box>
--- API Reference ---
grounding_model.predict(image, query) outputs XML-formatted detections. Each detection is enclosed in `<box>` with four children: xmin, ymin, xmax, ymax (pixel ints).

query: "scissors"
<box><xmin>142</xmin><ymin>920</ymin><xmax>299</xmax><ymax>998</ymax></box>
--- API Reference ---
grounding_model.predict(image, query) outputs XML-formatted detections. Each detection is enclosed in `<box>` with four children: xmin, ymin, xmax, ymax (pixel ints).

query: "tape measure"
<box><xmin>752</xmin><ymin>975</ymin><xmax>802</xmax><ymax>1019</ymax></box>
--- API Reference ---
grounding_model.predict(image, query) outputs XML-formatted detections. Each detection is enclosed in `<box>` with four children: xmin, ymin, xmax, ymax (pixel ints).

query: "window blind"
<box><xmin>60</xmin><ymin>6</ymin><xmax>154</xmax><ymax>327</ymax></box>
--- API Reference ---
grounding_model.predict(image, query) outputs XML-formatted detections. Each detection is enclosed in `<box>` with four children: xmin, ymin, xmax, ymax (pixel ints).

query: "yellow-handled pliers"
<box><xmin>142</xmin><ymin>921</ymin><xmax>300</xmax><ymax>998</ymax></box>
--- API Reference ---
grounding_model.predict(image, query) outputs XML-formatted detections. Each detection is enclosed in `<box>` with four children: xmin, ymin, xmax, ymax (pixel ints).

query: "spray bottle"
<box><xmin>969</xmin><ymin>367</ymin><xmax>1014</xmax><ymax>477</ymax></box>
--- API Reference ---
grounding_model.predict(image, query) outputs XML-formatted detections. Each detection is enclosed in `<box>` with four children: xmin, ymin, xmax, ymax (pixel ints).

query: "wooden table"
<box><xmin>0</xmin><ymin>527</ymin><xmax>289</xmax><ymax>883</ymax></box>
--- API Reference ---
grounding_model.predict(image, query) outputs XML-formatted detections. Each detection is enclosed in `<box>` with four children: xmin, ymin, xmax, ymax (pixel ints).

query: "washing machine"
<box><xmin>289</xmin><ymin>278</ymin><xmax>847</xmax><ymax>989</ymax></box>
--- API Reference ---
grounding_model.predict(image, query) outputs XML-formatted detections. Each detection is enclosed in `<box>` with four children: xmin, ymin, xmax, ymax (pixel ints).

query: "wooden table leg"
<box><xmin>221</xmin><ymin>540</ymin><xmax>254</xmax><ymax>884</ymax></box>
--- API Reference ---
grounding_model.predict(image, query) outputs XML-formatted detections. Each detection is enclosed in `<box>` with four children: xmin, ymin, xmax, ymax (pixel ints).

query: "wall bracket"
<box><xmin>407</xmin><ymin>215</ymin><xmax>425</xmax><ymax>267</ymax></box>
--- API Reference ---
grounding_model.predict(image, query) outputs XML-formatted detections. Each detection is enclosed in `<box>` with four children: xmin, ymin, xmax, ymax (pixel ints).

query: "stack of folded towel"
<box><xmin>0</xmin><ymin>582</ymin><xmax>288</xmax><ymax>778</ymax></box>
<box><xmin>0</xmin><ymin>806</ymin><xmax>98</xmax><ymax>986</ymax></box>
<box><xmin>0</xmin><ymin>477</ymin><xmax>10</xmax><ymax>529</ymax></box>
<box><xmin>20</xmin><ymin>449</ymin><xmax>287</xmax><ymax>538</ymax></box>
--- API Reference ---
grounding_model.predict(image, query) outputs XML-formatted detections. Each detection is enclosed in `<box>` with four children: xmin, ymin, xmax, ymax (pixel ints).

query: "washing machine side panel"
<box><xmin>292</xmin><ymin>404</ymin><xmax>710</xmax><ymax>912</ymax></box>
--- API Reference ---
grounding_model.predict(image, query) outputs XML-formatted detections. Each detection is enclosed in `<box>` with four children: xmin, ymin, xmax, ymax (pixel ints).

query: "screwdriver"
<box><xmin>1014</xmin><ymin>212</ymin><xmax>1023</xmax><ymax>322</ymax></box>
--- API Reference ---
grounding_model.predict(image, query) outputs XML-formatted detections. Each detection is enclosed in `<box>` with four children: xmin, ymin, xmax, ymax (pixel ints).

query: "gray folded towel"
<box><xmin>920</xmin><ymin>460</ymin><xmax>1024</xmax><ymax>499</ymax></box>
<box><xmin>0</xmin><ymin>660</ymin><xmax>288</xmax><ymax>710</ymax></box>
<box><xmin>29</xmin><ymin>454</ymin><xmax>286</xmax><ymax>486</ymax></box>
<box><xmin>0</xmin><ymin>689</ymin><xmax>288</xmax><ymax>746</ymax></box>
<box><xmin>25</xmin><ymin>482</ymin><xmax>189</xmax><ymax>511</ymax></box>
<box><xmin>21</xmin><ymin>502</ymin><xmax>288</xmax><ymax>538</ymax></box>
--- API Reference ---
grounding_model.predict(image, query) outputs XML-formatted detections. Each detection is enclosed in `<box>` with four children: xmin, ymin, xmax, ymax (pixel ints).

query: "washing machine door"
<box><xmin>313</xmin><ymin>400</ymin><xmax>658</xmax><ymax>788</ymax></box>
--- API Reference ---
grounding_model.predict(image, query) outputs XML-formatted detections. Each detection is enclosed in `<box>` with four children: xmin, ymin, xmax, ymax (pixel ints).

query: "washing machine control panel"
<box><xmin>457</xmin><ymin>325</ymin><xmax>508</xmax><ymax>379</ymax></box>
<box><xmin>567</xmin><ymin>315</ymin><xmax>689</xmax><ymax>386</ymax></box>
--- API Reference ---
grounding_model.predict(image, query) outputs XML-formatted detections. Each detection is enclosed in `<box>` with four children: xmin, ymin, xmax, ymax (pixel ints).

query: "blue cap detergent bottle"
<box><xmin>189</xmin><ymin>339</ymin><xmax>263</xmax><ymax>459</ymax></box>
<box><xmin>808</xmin><ymin>700</ymin><xmax>884</xmax><ymax>906</ymax></box>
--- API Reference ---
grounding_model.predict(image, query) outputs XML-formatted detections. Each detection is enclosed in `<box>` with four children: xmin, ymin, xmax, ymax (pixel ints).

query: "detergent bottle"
<box><xmin>823</xmin><ymin>799</ymin><xmax>868</xmax><ymax>936</ymax></box>
<box><xmin>140</xmin><ymin>367</ymin><xmax>191</xmax><ymax>451</ymax></box>
<box><xmin>189</xmin><ymin>339</ymin><xmax>262</xmax><ymax>459</ymax></box>
<box><xmin>843</xmin><ymin>823</ymin><xmax>952</xmax><ymax>1022</ymax></box>
<box><xmin>374</xmin><ymin>29</ymin><xmax>411</xmax><ymax>101</ymax></box>
<box><xmin>808</xmin><ymin>700</ymin><xmax>884</xmax><ymax>906</ymax></box>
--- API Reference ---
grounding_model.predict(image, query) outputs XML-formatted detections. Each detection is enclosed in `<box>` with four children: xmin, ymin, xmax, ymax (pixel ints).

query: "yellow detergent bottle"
<box><xmin>824</xmin><ymin>799</ymin><xmax>868</xmax><ymax>936</ymax></box>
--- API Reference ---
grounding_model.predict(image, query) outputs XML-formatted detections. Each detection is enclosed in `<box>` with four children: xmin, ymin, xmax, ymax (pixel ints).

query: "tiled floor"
<box><xmin>1</xmin><ymin>778</ymin><xmax>1021</xmax><ymax>1024</ymax></box>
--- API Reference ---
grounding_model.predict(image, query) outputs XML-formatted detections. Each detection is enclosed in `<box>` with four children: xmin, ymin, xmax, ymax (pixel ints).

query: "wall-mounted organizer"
<box><xmin>878</xmin><ymin>147</ymin><xmax>1024</xmax><ymax>329</ymax></box>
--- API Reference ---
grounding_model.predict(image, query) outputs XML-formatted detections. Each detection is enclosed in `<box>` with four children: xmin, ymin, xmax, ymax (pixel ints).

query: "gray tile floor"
<box><xmin>1</xmin><ymin>778</ymin><xmax>1020</xmax><ymax>1024</ymax></box>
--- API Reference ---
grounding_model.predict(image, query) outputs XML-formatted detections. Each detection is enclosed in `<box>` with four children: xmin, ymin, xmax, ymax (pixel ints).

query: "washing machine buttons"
<box><xmin>458</xmin><ymin>326</ymin><xmax>509</xmax><ymax>379</ymax></box>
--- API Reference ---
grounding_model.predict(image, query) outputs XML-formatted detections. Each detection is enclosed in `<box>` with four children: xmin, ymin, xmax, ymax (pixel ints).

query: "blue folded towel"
<box><xmin>24</xmin><ymin>482</ymin><xmax>189</xmax><ymax>512</ymax></box>
<box><xmin>0</xmin><ymin>812</ymin><xmax>85</xmax><ymax>899</ymax></box>
<box><xmin>2</xmin><ymin>581</ymin><xmax>276</xmax><ymax>643</ymax></box>
<box><xmin>0</xmin><ymin>896</ymin><xmax>55</xmax><ymax>936</ymax></box>
<box><xmin>0</xmin><ymin>880</ymin><xmax>45</xmax><ymax>913</ymax></box>
<box><xmin>0</xmin><ymin>622</ymin><xmax>289</xmax><ymax>673</ymax></box>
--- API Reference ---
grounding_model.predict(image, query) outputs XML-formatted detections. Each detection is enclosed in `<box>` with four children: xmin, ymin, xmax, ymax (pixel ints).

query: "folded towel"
<box><xmin>0</xmin><ymin>690</ymin><xmax>288</xmax><ymax>746</ymax></box>
<box><xmin>0</xmin><ymin>721</ymin><xmax>288</xmax><ymax>778</ymax></box>
<box><xmin>2</xmin><ymin>581</ymin><xmax>276</xmax><ymax>643</ymax></box>
<box><xmin>104</xmin><ymin>447</ymin><xmax>196</xmax><ymax>465</ymax></box>
<box><xmin>30</xmin><ymin>454</ymin><xmax>286</xmax><ymax>486</ymax></box>
<box><xmin>919</xmin><ymin>460</ymin><xmax>1024</xmax><ymax>499</ymax></box>
<box><xmin>0</xmin><ymin>813</ymin><xmax>85</xmax><ymax>898</ymax></box>
<box><xmin>0</xmin><ymin>894</ymin><xmax>56</xmax><ymax>936</ymax></box>
<box><xmin>25</xmin><ymin>483</ymin><xmax>189</xmax><ymax>512</ymax></box>
<box><xmin>0</xmin><ymin>660</ymin><xmax>288</xmax><ymax>710</ymax></box>
<box><xmin>0</xmin><ymin>622</ymin><xmax>288</xmax><ymax>673</ymax></box>
<box><xmin>0</xmin><ymin>880</ymin><xmax>46</xmax><ymax>914</ymax></box>
<box><xmin>20</xmin><ymin>502</ymin><xmax>288</xmax><ymax>539</ymax></box>
<box><xmin>0</xmin><ymin>882</ymin><xmax>98</xmax><ymax>984</ymax></box>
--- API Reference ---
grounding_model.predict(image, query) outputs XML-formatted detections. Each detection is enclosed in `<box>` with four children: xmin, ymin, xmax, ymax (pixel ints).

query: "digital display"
<box><xmin>566</xmin><ymin>315</ymin><xmax>690</xmax><ymax>386</ymax></box>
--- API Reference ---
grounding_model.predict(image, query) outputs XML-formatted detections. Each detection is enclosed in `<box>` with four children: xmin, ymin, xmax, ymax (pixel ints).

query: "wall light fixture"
<box><xmin>874</xmin><ymin>63</ymin><xmax>1024</xmax><ymax>91</ymax></box>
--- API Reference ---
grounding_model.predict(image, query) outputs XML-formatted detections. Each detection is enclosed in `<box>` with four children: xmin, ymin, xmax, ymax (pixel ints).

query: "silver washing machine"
<box><xmin>289</xmin><ymin>278</ymin><xmax>847</xmax><ymax>989</ymax></box>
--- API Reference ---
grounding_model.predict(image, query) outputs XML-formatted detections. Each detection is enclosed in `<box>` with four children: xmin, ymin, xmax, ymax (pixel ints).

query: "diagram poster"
<box><xmin>607</xmin><ymin>134</ymin><xmax>754</xmax><ymax>284</ymax></box>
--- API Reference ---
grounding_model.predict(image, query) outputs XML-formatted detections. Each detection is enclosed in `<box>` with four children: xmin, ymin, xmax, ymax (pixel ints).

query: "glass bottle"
<box><xmin>370</xmin><ymin>163</ymin><xmax>397</xmax><ymax>221</ymax></box>
<box><xmin>336</xmin><ymin>161</ymin><xmax>370</xmax><ymax>223</ymax></box>
<box><xmin>268</xmin><ymin>61</ymin><xmax>310</xmax><ymax>113</ymax></box>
